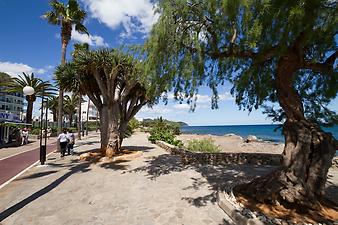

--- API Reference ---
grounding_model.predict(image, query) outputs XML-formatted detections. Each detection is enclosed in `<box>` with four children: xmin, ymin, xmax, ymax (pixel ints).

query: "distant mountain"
<box><xmin>177</xmin><ymin>121</ymin><xmax>188</xmax><ymax>126</ymax></box>
<box><xmin>141</xmin><ymin>118</ymin><xmax>188</xmax><ymax>127</ymax></box>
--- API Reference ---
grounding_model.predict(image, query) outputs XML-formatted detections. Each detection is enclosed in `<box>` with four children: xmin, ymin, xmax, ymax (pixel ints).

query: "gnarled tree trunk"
<box><xmin>118</xmin><ymin>121</ymin><xmax>129</xmax><ymax>151</ymax></box>
<box><xmin>99</xmin><ymin>104</ymin><xmax>120</xmax><ymax>157</ymax></box>
<box><xmin>235</xmin><ymin>54</ymin><xmax>337</xmax><ymax>207</ymax></box>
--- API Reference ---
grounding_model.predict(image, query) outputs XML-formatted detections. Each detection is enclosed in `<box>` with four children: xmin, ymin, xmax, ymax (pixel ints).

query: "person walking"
<box><xmin>57</xmin><ymin>129</ymin><xmax>69</xmax><ymax>157</ymax></box>
<box><xmin>21</xmin><ymin>128</ymin><xmax>29</xmax><ymax>145</ymax></box>
<box><xmin>66</xmin><ymin>129</ymin><xmax>75</xmax><ymax>155</ymax></box>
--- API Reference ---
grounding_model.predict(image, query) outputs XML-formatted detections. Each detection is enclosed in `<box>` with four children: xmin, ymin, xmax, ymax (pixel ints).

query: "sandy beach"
<box><xmin>178</xmin><ymin>133</ymin><xmax>284</xmax><ymax>154</ymax></box>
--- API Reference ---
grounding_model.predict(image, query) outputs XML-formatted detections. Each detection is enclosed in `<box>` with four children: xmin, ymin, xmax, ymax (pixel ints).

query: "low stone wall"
<box><xmin>156</xmin><ymin>141</ymin><xmax>282</xmax><ymax>166</ymax></box>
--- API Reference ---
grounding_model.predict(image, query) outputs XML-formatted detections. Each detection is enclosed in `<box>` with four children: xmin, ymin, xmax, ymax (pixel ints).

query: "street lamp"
<box><xmin>23</xmin><ymin>86</ymin><xmax>48</xmax><ymax>165</ymax></box>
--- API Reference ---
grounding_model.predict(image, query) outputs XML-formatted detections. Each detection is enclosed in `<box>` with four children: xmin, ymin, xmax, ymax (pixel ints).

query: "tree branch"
<box><xmin>303</xmin><ymin>51</ymin><xmax>337</xmax><ymax>73</ymax></box>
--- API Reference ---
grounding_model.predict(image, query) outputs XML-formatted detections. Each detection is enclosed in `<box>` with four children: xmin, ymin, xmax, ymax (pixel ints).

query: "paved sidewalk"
<box><xmin>0</xmin><ymin>132</ymin><xmax>336</xmax><ymax>225</ymax></box>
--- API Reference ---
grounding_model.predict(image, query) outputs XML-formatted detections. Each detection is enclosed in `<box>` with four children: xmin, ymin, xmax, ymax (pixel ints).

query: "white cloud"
<box><xmin>0</xmin><ymin>61</ymin><xmax>52</xmax><ymax>78</ymax></box>
<box><xmin>140</xmin><ymin>105</ymin><xmax>173</xmax><ymax>114</ymax></box>
<box><xmin>173</xmin><ymin>104</ymin><xmax>191</xmax><ymax>110</ymax></box>
<box><xmin>81</xmin><ymin>0</ymin><xmax>159</xmax><ymax>37</ymax></box>
<box><xmin>219</xmin><ymin>92</ymin><xmax>234</xmax><ymax>101</ymax></box>
<box><xmin>71</xmin><ymin>29</ymin><xmax>108</xmax><ymax>47</ymax></box>
<box><xmin>165</xmin><ymin>92</ymin><xmax>234</xmax><ymax>104</ymax></box>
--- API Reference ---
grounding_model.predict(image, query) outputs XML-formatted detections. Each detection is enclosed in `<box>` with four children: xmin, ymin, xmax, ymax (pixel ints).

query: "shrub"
<box><xmin>124</xmin><ymin>118</ymin><xmax>140</xmax><ymax>138</ymax></box>
<box><xmin>186</xmin><ymin>138</ymin><xmax>220</xmax><ymax>153</ymax></box>
<box><xmin>148</xmin><ymin>118</ymin><xmax>183</xmax><ymax>147</ymax></box>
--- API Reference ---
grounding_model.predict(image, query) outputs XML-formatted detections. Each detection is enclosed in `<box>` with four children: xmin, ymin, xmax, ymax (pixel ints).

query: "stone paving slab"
<box><xmin>0</xmin><ymin>132</ymin><xmax>336</xmax><ymax>225</ymax></box>
<box><xmin>0</xmin><ymin>132</ymin><xmax>235</xmax><ymax>225</ymax></box>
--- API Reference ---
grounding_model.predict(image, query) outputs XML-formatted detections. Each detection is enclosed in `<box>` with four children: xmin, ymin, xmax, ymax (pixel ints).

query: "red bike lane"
<box><xmin>0</xmin><ymin>142</ymin><xmax>58</xmax><ymax>187</ymax></box>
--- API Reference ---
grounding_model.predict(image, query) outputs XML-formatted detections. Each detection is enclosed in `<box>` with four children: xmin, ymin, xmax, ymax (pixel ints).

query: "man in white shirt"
<box><xmin>57</xmin><ymin>129</ymin><xmax>69</xmax><ymax>157</ymax></box>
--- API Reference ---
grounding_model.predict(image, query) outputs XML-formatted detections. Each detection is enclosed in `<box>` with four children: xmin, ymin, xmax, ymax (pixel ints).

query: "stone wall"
<box><xmin>156</xmin><ymin>140</ymin><xmax>282</xmax><ymax>166</ymax></box>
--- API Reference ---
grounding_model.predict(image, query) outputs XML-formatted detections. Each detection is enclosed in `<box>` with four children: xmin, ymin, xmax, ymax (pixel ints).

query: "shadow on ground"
<box><xmin>0</xmin><ymin>161</ymin><xmax>91</xmax><ymax>222</ymax></box>
<box><xmin>18</xmin><ymin>171</ymin><xmax>58</xmax><ymax>180</ymax></box>
<box><xmin>99</xmin><ymin>160</ymin><xmax>130</xmax><ymax>171</ymax></box>
<box><xmin>129</xmin><ymin>152</ymin><xmax>278</xmax><ymax>207</ymax></box>
<box><xmin>122</xmin><ymin>146</ymin><xmax>154</xmax><ymax>152</ymax></box>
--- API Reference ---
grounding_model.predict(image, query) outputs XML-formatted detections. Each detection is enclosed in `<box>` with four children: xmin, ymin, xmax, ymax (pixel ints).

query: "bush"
<box><xmin>141</xmin><ymin>117</ymin><xmax>182</xmax><ymax>135</ymax></box>
<box><xmin>148</xmin><ymin>118</ymin><xmax>183</xmax><ymax>147</ymax></box>
<box><xmin>128</xmin><ymin>118</ymin><xmax>139</xmax><ymax>131</ymax></box>
<box><xmin>186</xmin><ymin>138</ymin><xmax>220</xmax><ymax>153</ymax></box>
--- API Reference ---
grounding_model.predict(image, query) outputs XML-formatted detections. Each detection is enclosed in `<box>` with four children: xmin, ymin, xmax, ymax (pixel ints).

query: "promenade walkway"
<box><xmin>0</xmin><ymin>132</ymin><xmax>98</xmax><ymax>188</ymax></box>
<box><xmin>0</xmin><ymin>132</ymin><xmax>336</xmax><ymax>225</ymax></box>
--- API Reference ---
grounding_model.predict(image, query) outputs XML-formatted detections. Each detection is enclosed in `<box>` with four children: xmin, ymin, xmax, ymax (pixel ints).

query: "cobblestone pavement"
<box><xmin>0</xmin><ymin>132</ymin><xmax>336</xmax><ymax>225</ymax></box>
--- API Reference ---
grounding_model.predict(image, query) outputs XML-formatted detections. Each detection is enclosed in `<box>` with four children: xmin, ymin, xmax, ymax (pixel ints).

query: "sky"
<box><xmin>0</xmin><ymin>0</ymin><xmax>337</xmax><ymax>126</ymax></box>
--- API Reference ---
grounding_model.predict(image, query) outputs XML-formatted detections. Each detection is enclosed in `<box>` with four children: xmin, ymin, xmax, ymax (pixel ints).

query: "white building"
<box><xmin>81</xmin><ymin>101</ymin><xmax>98</xmax><ymax>122</ymax></box>
<box><xmin>0</xmin><ymin>88</ymin><xmax>25</xmax><ymax>146</ymax></box>
<box><xmin>0</xmin><ymin>89</ymin><xmax>25</xmax><ymax>118</ymax></box>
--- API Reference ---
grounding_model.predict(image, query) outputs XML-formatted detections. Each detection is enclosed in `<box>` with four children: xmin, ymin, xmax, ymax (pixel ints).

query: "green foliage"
<box><xmin>141</xmin><ymin>117</ymin><xmax>185</xmax><ymax>135</ymax></box>
<box><xmin>43</xmin><ymin>0</ymin><xmax>88</xmax><ymax>36</ymax></box>
<box><xmin>2</xmin><ymin>72</ymin><xmax>55</xmax><ymax>97</ymax></box>
<box><xmin>63</xmin><ymin>93</ymin><xmax>80</xmax><ymax>123</ymax></box>
<box><xmin>148</xmin><ymin>117</ymin><xmax>183</xmax><ymax>147</ymax></box>
<box><xmin>124</xmin><ymin>118</ymin><xmax>140</xmax><ymax>138</ymax></box>
<box><xmin>186</xmin><ymin>138</ymin><xmax>220</xmax><ymax>153</ymax></box>
<box><xmin>128</xmin><ymin>118</ymin><xmax>140</xmax><ymax>131</ymax></box>
<box><xmin>146</xmin><ymin>0</ymin><xmax>338</xmax><ymax>125</ymax></box>
<box><xmin>0</xmin><ymin>72</ymin><xmax>12</xmax><ymax>84</ymax></box>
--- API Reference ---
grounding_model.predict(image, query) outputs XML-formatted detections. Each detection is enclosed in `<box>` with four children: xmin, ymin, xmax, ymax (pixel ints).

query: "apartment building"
<box><xmin>0</xmin><ymin>87</ymin><xmax>25</xmax><ymax>146</ymax></box>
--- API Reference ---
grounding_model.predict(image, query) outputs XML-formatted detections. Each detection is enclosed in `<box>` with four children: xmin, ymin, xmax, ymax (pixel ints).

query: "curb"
<box><xmin>217</xmin><ymin>191</ymin><xmax>265</xmax><ymax>225</ymax></box>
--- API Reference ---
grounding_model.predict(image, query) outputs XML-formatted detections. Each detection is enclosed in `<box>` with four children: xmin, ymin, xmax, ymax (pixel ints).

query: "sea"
<box><xmin>181</xmin><ymin>124</ymin><xmax>338</xmax><ymax>155</ymax></box>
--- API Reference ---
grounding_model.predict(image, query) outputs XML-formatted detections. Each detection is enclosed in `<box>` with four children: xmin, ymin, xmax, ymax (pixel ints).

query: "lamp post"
<box><xmin>23</xmin><ymin>86</ymin><xmax>48</xmax><ymax>165</ymax></box>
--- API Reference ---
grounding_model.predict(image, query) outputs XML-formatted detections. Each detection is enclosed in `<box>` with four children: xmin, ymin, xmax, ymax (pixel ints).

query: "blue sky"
<box><xmin>0</xmin><ymin>0</ymin><xmax>337</xmax><ymax>126</ymax></box>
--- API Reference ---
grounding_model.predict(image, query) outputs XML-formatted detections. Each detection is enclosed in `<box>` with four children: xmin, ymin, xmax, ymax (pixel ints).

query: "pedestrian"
<box><xmin>66</xmin><ymin>129</ymin><xmax>75</xmax><ymax>155</ymax></box>
<box><xmin>57</xmin><ymin>128</ymin><xmax>69</xmax><ymax>157</ymax></box>
<box><xmin>47</xmin><ymin>127</ymin><xmax>52</xmax><ymax>139</ymax></box>
<box><xmin>22</xmin><ymin>128</ymin><xmax>29</xmax><ymax>145</ymax></box>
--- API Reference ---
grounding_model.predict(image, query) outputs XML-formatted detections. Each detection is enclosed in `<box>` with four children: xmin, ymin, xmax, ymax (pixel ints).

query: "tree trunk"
<box><xmin>86</xmin><ymin>99</ymin><xmax>90</xmax><ymax>136</ymax></box>
<box><xmin>98</xmin><ymin>105</ymin><xmax>120</xmax><ymax>157</ymax></box>
<box><xmin>25</xmin><ymin>99</ymin><xmax>34</xmax><ymax>124</ymax></box>
<box><xmin>52</xmin><ymin>110</ymin><xmax>57</xmax><ymax>123</ymax></box>
<box><xmin>58</xmin><ymin>22</ymin><xmax>70</xmax><ymax>134</ymax></box>
<box><xmin>69</xmin><ymin>114</ymin><xmax>73</xmax><ymax>127</ymax></box>
<box><xmin>118</xmin><ymin>121</ymin><xmax>129</xmax><ymax>151</ymax></box>
<box><xmin>235</xmin><ymin>56</ymin><xmax>337</xmax><ymax>208</ymax></box>
<box><xmin>77</xmin><ymin>98</ymin><xmax>82</xmax><ymax>140</ymax></box>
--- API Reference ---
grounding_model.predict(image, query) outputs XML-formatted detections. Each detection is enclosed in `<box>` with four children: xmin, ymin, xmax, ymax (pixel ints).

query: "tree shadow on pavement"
<box><xmin>18</xmin><ymin>171</ymin><xmax>58</xmax><ymax>180</ymax></box>
<box><xmin>122</xmin><ymin>146</ymin><xmax>154</xmax><ymax>152</ymax></box>
<box><xmin>128</xmin><ymin>154</ymin><xmax>189</xmax><ymax>180</ymax></box>
<box><xmin>129</xmin><ymin>152</ymin><xmax>276</xmax><ymax>207</ymax></box>
<box><xmin>99</xmin><ymin>160</ymin><xmax>130</xmax><ymax>171</ymax></box>
<box><xmin>182</xmin><ymin>164</ymin><xmax>275</xmax><ymax>207</ymax></box>
<box><xmin>0</xmin><ymin>162</ymin><xmax>91</xmax><ymax>222</ymax></box>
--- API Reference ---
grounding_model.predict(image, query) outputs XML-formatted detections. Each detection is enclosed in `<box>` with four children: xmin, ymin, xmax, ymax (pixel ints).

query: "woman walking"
<box><xmin>57</xmin><ymin>129</ymin><xmax>69</xmax><ymax>157</ymax></box>
<box><xmin>66</xmin><ymin>129</ymin><xmax>75</xmax><ymax>155</ymax></box>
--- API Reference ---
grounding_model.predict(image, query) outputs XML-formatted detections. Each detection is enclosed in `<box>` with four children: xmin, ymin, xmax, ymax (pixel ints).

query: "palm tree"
<box><xmin>48</xmin><ymin>95</ymin><xmax>59</xmax><ymax>122</ymax></box>
<box><xmin>63</xmin><ymin>93</ymin><xmax>80</xmax><ymax>126</ymax></box>
<box><xmin>55</xmin><ymin>43</ymin><xmax>89</xmax><ymax>139</ymax></box>
<box><xmin>43</xmin><ymin>0</ymin><xmax>88</xmax><ymax>134</ymax></box>
<box><xmin>3</xmin><ymin>73</ymin><xmax>54</xmax><ymax>124</ymax></box>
